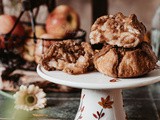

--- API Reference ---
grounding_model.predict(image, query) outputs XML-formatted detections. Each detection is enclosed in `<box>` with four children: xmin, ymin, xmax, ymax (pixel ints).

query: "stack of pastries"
<box><xmin>90</xmin><ymin>12</ymin><xmax>157</xmax><ymax>78</ymax></box>
<box><xmin>41</xmin><ymin>12</ymin><xmax>158</xmax><ymax>78</ymax></box>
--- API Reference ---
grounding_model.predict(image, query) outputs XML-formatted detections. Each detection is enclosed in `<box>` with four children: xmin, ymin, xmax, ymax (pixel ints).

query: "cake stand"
<box><xmin>37</xmin><ymin>62</ymin><xmax>160</xmax><ymax>120</ymax></box>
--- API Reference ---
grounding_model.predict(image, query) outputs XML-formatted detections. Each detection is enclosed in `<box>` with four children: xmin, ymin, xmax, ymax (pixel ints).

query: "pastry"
<box><xmin>94</xmin><ymin>42</ymin><xmax>157</xmax><ymax>78</ymax></box>
<box><xmin>91</xmin><ymin>13</ymin><xmax>158</xmax><ymax>78</ymax></box>
<box><xmin>89</xmin><ymin>12</ymin><xmax>146</xmax><ymax>48</ymax></box>
<box><xmin>41</xmin><ymin>40</ymin><xmax>94</xmax><ymax>74</ymax></box>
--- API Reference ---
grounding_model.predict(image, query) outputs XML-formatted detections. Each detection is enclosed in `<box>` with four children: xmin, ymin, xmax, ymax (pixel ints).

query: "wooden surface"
<box><xmin>0</xmin><ymin>82</ymin><xmax>160</xmax><ymax>120</ymax></box>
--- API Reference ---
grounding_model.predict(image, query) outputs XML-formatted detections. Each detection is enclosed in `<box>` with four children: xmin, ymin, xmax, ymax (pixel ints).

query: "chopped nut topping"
<box><xmin>90</xmin><ymin>12</ymin><xmax>146</xmax><ymax>48</ymax></box>
<box><xmin>41</xmin><ymin>40</ymin><xmax>94</xmax><ymax>74</ymax></box>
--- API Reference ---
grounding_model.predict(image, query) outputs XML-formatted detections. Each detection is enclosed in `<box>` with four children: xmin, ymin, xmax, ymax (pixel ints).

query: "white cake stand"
<box><xmin>37</xmin><ymin>62</ymin><xmax>160</xmax><ymax>120</ymax></box>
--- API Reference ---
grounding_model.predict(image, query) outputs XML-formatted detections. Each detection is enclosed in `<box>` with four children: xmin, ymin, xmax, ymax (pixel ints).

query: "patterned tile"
<box><xmin>124</xmin><ymin>99</ymin><xmax>159</xmax><ymax>120</ymax></box>
<box><xmin>47</xmin><ymin>92</ymin><xmax>81</xmax><ymax>98</ymax></box>
<box><xmin>0</xmin><ymin>87</ymin><xmax>159</xmax><ymax>120</ymax></box>
<box><xmin>149</xmin><ymin>83</ymin><xmax>160</xmax><ymax>99</ymax></box>
<box><xmin>123</xmin><ymin>86</ymin><xmax>150</xmax><ymax>99</ymax></box>
<box><xmin>0</xmin><ymin>98</ymin><xmax>14</xmax><ymax>118</ymax></box>
<box><xmin>154</xmin><ymin>100</ymin><xmax>160</xmax><ymax>118</ymax></box>
<box><xmin>0</xmin><ymin>94</ymin><xmax>79</xmax><ymax>120</ymax></box>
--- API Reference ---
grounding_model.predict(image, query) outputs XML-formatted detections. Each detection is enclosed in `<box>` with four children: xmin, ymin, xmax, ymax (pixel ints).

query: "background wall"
<box><xmin>2</xmin><ymin>0</ymin><xmax>160</xmax><ymax>40</ymax></box>
<box><xmin>109</xmin><ymin>0</ymin><xmax>160</xmax><ymax>30</ymax></box>
<box><xmin>58</xmin><ymin>0</ymin><xmax>160</xmax><ymax>39</ymax></box>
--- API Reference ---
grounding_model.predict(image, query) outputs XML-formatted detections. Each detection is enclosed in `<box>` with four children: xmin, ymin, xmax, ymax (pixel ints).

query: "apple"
<box><xmin>22</xmin><ymin>26</ymin><xmax>46</xmax><ymax>62</ymax></box>
<box><xmin>34</xmin><ymin>33</ymin><xmax>56</xmax><ymax>64</ymax></box>
<box><xmin>0</xmin><ymin>14</ymin><xmax>24</xmax><ymax>49</ymax></box>
<box><xmin>46</xmin><ymin>5</ymin><xmax>80</xmax><ymax>38</ymax></box>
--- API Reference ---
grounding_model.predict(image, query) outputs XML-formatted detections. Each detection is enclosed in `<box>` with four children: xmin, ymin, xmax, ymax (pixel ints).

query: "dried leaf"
<box><xmin>81</xmin><ymin>106</ymin><xmax>85</xmax><ymax>112</ymax></box>
<box><xmin>93</xmin><ymin>113</ymin><xmax>98</xmax><ymax>118</ymax></box>
<box><xmin>79</xmin><ymin>115</ymin><xmax>83</xmax><ymax>119</ymax></box>
<box><xmin>110</xmin><ymin>79</ymin><xmax>118</xmax><ymax>82</ymax></box>
<box><xmin>106</xmin><ymin>96</ymin><xmax>110</xmax><ymax>101</ymax></box>
<box><xmin>97</xmin><ymin>111</ymin><xmax>100</xmax><ymax>117</ymax></box>
<box><xmin>101</xmin><ymin>113</ymin><xmax>105</xmax><ymax>117</ymax></box>
<box><xmin>82</xmin><ymin>94</ymin><xmax>85</xmax><ymax>99</ymax></box>
<box><xmin>101</xmin><ymin>97</ymin><xmax>104</xmax><ymax>103</ymax></box>
<box><xmin>98</xmin><ymin>101</ymin><xmax>102</xmax><ymax>106</ymax></box>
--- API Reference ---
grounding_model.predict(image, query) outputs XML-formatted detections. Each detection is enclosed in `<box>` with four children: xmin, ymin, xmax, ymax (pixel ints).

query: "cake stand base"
<box><xmin>75</xmin><ymin>89</ymin><xmax>126</xmax><ymax>120</ymax></box>
<box><xmin>37</xmin><ymin>63</ymin><xmax>160</xmax><ymax>120</ymax></box>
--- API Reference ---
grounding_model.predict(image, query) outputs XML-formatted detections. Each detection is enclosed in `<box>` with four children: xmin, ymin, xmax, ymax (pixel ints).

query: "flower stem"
<box><xmin>100</xmin><ymin>109</ymin><xmax>103</xmax><ymax>115</ymax></box>
<box><xmin>98</xmin><ymin>109</ymin><xmax>103</xmax><ymax>120</ymax></box>
<box><xmin>0</xmin><ymin>90</ymin><xmax>14</xmax><ymax>100</ymax></box>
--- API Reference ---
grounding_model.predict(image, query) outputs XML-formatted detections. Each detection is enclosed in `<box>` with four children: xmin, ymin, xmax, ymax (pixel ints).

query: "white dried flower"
<box><xmin>13</xmin><ymin>85</ymin><xmax>47</xmax><ymax>111</ymax></box>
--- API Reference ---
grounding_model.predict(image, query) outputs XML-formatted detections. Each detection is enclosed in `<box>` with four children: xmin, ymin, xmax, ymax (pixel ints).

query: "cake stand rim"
<box><xmin>37</xmin><ymin>62</ymin><xmax>160</xmax><ymax>90</ymax></box>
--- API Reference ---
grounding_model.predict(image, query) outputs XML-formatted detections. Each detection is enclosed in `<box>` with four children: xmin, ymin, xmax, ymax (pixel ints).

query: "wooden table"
<box><xmin>0</xmin><ymin>82</ymin><xmax>160</xmax><ymax>120</ymax></box>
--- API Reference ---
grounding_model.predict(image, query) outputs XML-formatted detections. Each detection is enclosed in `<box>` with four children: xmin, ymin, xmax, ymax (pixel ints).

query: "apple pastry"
<box><xmin>94</xmin><ymin>42</ymin><xmax>157</xmax><ymax>78</ymax></box>
<box><xmin>90</xmin><ymin>13</ymin><xmax>158</xmax><ymax>78</ymax></box>
<box><xmin>41</xmin><ymin>40</ymin><xmax>94</xmax><ymax>74</ymax></box>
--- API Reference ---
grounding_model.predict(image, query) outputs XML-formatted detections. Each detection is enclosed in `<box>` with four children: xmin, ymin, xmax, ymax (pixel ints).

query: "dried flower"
<box><xmin>13</xmin><ymin>85</ymin><xmax>47</xmax><ymax>111</ymax></box>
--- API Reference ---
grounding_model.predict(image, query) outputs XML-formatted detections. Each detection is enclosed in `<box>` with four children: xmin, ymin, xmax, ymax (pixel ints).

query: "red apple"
<box><xmin>0</xmin><ymin>14</ymin><xmax>24</xmax><ymax>49</ymax></box>
<box><xmin>0</xmin><ymin>15</ymin><xmax>24</xmax><ymax>36</ymax></box>
<box><xmin>35</xmin><ymin>33</ymin><xmax>56</xmax><ymax>64</ymax></box>
<box><xmin>46</xmin><ymin>5</ymin><xmax>80</xmax><ymax>38</ymax></box>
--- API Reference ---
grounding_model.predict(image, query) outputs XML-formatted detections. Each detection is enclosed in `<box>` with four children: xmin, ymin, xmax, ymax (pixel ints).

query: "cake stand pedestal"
<box><xmin>37</xmin><ymin>62</ymin><xmax>160</xmax><ymax>120</ymax></box>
